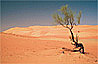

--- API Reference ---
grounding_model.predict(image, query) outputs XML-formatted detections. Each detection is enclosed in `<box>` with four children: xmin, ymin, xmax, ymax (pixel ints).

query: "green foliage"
<box><xmin>77</xmin><ymin>11</ymin><xmax>81</xmax><ymax>24</ymax></box>
<box><xmin>52</xmin><ymin>4</ymin><xmax>82</xmax><ymax>29</ymax></box>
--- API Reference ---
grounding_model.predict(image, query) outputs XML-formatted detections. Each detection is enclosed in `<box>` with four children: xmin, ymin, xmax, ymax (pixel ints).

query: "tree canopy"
<box><xmin>52</xmin><ymin>5</ymin><xmax>81</xmax><ymax>30</ymax></box>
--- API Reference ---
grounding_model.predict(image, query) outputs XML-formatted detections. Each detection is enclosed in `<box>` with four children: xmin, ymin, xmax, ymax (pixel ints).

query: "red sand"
<box><xmin>0</xmin><ymin>25</ymin><xmax>98</xmax><ymax>64</ymax></box>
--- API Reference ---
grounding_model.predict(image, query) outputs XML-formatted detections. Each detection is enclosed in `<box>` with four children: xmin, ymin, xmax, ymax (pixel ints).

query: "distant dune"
<box><xmin>1</xmin><ymin>25</ymin><xmax>98</xmax><ymax>64</ymax></box>
<box><xmin>3</xmin><ymin>25</ymin><xmax>98</xmax><ymax>39</ymax></box>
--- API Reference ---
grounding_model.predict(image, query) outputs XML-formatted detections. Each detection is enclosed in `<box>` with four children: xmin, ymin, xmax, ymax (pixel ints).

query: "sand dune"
<box><xmin>1</xmin><ymin>25</ymin><xmax>98</xmax><ymax>64</ymax></box>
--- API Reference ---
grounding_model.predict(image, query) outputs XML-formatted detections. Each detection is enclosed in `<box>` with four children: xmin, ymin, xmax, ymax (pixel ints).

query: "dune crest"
<box><xmin>3</xmin><ymin>25</ymin><xmax>98</xmax><ymax>39</ymax></box>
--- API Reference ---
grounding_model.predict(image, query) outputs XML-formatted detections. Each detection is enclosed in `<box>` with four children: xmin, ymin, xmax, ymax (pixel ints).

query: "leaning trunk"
<box><xmin>69</xmin><ymin>29</ymin><xmax>75</xmax><ymax>42</ymax></box>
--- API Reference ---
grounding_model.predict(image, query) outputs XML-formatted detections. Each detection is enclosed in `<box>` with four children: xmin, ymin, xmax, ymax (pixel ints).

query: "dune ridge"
<box><xmin>3</xmin><ymin>25</ymin><xmax>98</xmax><ymax>39</ymax></box>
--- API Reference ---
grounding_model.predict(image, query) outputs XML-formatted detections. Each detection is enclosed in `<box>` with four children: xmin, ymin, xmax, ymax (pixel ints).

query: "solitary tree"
<box><xmin>52</xmin><ymin>5</ymin><xmax>84</xmax><ymax>54</ymax></box>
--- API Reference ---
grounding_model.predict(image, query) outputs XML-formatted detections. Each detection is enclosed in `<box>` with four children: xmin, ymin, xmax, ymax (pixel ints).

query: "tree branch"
<box><xmin>58</xmin><ymin>21</ymin><xmax>70</xmax><ymax>29</ymax></box>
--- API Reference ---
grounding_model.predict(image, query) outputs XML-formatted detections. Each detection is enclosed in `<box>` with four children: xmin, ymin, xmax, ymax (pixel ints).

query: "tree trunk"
<box><xmin>69</xmin><ymin>29</ymin><xmax>75</xmax><ymax>42</ymax></box>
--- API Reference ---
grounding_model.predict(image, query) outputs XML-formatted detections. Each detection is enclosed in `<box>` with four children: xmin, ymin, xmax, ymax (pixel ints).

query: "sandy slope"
<box><xmin>1</xmin><ymin>25</ymin><xmax>98</xmax><ymax>64</ymax></box>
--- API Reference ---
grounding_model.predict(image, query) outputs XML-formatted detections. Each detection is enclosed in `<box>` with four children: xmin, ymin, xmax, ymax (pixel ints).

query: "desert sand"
<box><xmin>0</xmin><ymin>25</ymin><xmax>98</xmax><ymax>64</ymax></box>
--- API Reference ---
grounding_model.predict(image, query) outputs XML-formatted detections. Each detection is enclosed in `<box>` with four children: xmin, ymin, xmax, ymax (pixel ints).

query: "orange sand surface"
<box><xmin>0</xmin><ymin>25</ymin><xmax>98</xmax><ymax>64</ymax></box>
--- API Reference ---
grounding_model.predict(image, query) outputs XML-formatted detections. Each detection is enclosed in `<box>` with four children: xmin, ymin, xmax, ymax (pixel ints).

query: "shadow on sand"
<box><xmin>62</xmin><ymin>47</ymin><xmax>89</xmax><ymax>54</ymax></box>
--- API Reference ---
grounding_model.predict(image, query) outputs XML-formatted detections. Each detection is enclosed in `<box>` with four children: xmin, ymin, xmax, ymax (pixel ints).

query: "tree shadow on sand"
<box><xmin>62</xmin><ymin>47</ymin><xmax>98</xmax><ymax>63</ymax></box>
<box><xmin>62</xmin><ymin>47</ymin><xmax>89</xmax><ymax>54</ymax></box>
